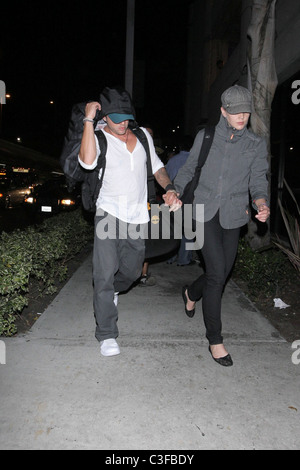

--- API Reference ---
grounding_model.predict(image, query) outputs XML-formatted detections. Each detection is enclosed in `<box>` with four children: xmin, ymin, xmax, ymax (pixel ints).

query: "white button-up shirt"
<box><xmin>79</xmin><ymin>127</ymin><xmax>164</xmax><ymax>224</ymax></box>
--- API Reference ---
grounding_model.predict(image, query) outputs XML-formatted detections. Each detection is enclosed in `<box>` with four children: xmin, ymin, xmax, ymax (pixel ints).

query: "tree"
<box><xmin>246</xmin><ymin>0</ymin><xmax>278</xmax><ymax>249</ymax></box>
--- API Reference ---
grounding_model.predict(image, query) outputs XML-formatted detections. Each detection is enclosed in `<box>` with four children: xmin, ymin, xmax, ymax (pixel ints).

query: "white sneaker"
<box><xmin>113</xmin><ymin>292</ymin><xmax>119</xmax><ymax>306</ymax></box>
<box><xmin>100</xmin><ymin>338</ymin><xmax>120</xmax><ymax>357</ymax></box>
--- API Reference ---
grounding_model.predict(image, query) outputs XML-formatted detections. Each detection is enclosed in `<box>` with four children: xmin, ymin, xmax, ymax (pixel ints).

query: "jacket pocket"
<box><xmin>230</xmin><ymin>191</ymin><xmax>250</xmax><ymax>223</ymax></box>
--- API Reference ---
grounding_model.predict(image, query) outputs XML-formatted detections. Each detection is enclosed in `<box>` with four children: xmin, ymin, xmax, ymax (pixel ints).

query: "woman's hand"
<box><xmin>255</xmin><ymin>203</ymin><xmax>270</xmax><ymax>223</ymax></box>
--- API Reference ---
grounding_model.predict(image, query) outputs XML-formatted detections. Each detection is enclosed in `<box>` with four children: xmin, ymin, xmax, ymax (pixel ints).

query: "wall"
<box><xmin>184</xmin><ymin>0</ymin><xmax>300</xmax><ymax>133</ymax></box>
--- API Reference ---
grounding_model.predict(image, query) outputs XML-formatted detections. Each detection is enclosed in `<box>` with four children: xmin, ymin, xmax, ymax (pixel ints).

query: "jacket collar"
<box><xmin>216</xmin><ymin>113</ymin><xmax>248</xmax><ymax>139</ymax></box>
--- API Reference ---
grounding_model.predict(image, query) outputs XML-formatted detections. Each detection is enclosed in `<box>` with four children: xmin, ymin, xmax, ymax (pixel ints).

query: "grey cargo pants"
<box><xmin>93</xmin><ymin>212</ymin><xmax>145</xmax><ymax>342</ymax></box>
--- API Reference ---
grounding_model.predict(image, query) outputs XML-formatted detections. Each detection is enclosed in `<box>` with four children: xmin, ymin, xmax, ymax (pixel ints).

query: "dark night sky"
<box><xmin>0</xmin><ymin>0</ymin><xmax>189</xmax><ymax>156</ymax></box>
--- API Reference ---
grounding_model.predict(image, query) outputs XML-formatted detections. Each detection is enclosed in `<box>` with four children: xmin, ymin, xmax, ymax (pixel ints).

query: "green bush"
<box><xmin>0</xmin><ymin>210</ymin><xmax>93</xmax><ymax>336</ymax></box>
<box><xmin>233</xmin><ymin>237</ymin><xmax>294</xmax><ymax>298</ymax></box>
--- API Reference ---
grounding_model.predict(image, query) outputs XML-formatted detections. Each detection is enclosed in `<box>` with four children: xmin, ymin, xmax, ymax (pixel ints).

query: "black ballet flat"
<box><xmin>182</xmin><ymin>285</ymin><xmax>195</xmax><ymax>318</ymax></box>
<box><xmin>209</xmin><ymin>346</ymin><xmax>233</xmax><ymax>367</ymax></box>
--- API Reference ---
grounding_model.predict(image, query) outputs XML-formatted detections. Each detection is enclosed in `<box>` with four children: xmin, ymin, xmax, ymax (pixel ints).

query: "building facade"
<box><xmin>184</xmin><ymin>0</ymin><xmax>300</xmax><ymax>132</ymax></box>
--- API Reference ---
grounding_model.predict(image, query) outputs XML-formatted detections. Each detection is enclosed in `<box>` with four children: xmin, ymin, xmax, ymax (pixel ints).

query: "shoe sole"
<box><xmin>101</xmin><ymin>349</ymin><xmax>120</xmax><ymax>357</ymax></box>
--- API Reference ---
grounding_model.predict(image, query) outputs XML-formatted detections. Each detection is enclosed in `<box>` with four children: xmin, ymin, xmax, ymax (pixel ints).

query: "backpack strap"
<box><xmin>179</xmin><ymin>125</ymin><xmax>215</xmax><ymax>205</ymax></box>
<box><xmin>79</xmin><ymin>129</ymin><xmax>108</xmax><ymax>212</ymax></box>
<box><xmin>193</xmin><ymin>125</ymin><xmax>215</xmax><ymax>183</ymax></box>
<box><xmin>131</xmin><ymin>126</ymin><xmax>157</xmax><ymax>204</ymax></box>
<box><xmin>94</xmin><ymin>129</ymin><xmax>107</xmax><ymax>190</ymax></box>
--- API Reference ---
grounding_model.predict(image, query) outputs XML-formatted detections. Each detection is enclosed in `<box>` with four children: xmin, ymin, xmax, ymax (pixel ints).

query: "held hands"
<box><xmin>85</xmin><ymin>101</ymin><xmax>101</xmax><ymax>120</ymax></box>
<box><xmin>255</xmin><ymin>203</ymin><xmax>270</xmax><ymax>223</ymax></box>
<box><xmin>162</xmin><ymin>190</ymin><xmax>182</xmax><ymax>212</ymax></box>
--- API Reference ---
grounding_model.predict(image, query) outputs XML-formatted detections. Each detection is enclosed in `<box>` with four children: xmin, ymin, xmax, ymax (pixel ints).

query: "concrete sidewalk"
<box><xmin>0</xmin><ymin>253</ymin><xmax>299</xmax><ymax>450</ymax></box>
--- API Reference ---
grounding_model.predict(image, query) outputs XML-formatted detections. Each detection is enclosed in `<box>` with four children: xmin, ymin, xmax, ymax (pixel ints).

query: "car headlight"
<box><xmin>24</xmin><ymin>196</ymin><xmax>35</xmax><ymax>204</ymax></box>
<box><xmin>61</xmin><ymin>199</ymin><xmax>75</xmax><ymax>206</ymax></box>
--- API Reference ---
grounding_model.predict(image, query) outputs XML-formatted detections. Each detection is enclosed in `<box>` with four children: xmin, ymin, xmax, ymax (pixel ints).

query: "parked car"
<box><xmin>0</xmin><ymin>179</ymin><xmax>10</xmax><ymax>210</ymax></box>
<box><xmin>6</xmin><ymin>182</ymin><xmax>32</xmax><ymax>207</ymax></box>
<box><xmin>24</xmin><ymin>176</ymin><xmax>81</xmax><ymax>215</ymax></box>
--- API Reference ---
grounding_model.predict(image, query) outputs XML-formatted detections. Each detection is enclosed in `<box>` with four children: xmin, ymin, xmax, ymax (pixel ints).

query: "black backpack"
<box><xmin>60</xmin><ymin>102</ymin><xmax>155</xmax><ymax>212</ymax></box>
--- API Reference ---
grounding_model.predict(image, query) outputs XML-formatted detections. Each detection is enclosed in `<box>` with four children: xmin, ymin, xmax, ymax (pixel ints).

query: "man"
<box><xmin>175</xmin><ymin>85</ymin><xmax>270</xmax><ymax>366</ymax></box>
<box><xmin>79</xmin><ymin>87</ymin><xmax>181</xmax><ymax>357</ymax></box>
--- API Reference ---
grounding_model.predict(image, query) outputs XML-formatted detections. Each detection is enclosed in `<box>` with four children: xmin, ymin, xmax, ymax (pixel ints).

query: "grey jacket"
<box><xmin>174</xmin><ymin>114</ymin><xmax>269</xmax><ymax>229</ymax></box>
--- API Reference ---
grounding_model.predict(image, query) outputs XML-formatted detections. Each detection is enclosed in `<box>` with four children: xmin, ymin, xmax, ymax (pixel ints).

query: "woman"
<box><xmin>174</xmin><ymin>85</ymin><xmax>270</xmax><ymax>366</ymax></box>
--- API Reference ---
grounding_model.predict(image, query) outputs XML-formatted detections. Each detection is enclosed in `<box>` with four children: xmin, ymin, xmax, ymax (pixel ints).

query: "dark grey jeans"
<box><xmin>93</xmin><ymin>212</ymin><xmax>145</xmax><ymax>342</ymax></box>
<box><xmin>187</xmin><ymin>212</ymin><xmax>240</xmax><ymax>345</ymax></box>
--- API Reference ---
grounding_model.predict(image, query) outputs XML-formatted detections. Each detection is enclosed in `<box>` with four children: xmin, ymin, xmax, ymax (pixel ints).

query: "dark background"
<box><xmin>0</xmin><ymin>0</ymin><xmax>189</xmax><ymax>157</ymax></box>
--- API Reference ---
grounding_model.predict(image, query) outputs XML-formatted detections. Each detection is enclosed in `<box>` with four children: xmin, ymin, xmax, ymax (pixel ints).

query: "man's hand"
<box><xmin>79</xmin><ymin>102</ymin><xmax>101</xmax><ymax>165</ymax></box>
<box><xmin>162</xmin><ymin>190</ymin><xmax>182</xmax><ymax>212</ymax></box>
<box><xmin>85</xmin><ymin>101</ymin><xmax>101</xmax><ymax>120</ymax></box>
